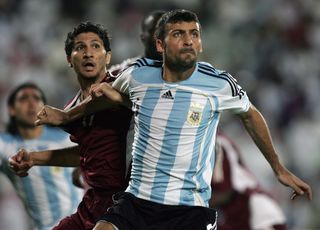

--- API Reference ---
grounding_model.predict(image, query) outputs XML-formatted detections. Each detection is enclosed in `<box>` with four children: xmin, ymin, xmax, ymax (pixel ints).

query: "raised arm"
<box><xmin>9</xmin><ymin>146</ymin><xmax>80</xmax><ymax>177</ymax></box>
<box><xmin>237</xmin><ymin>105</ymin><xmax>312</xmax><ymax>200</ymax></box>
<box><xmin>35</xmin><ymin>82</ymin><xmax>130</xmax><ymax>126</ymax></box>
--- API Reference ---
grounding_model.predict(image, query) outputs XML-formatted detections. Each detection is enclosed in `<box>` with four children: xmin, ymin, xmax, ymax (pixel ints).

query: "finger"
<box><xmin>8</xmin><ymin>158</ymin><xmax>19</xmax><ymax>169</ymax></box>
<box><xmin>290</xmin><ymin>191</ymin><xmax>298</xmax><ymax>200</ymax></box>
<box><xmin>35</xmin><ymin>119</ymin><xmax>43</xmax><ymax>126</ymax></box>
<box><xmin>301</xmin><ymin>184</ymin><xmax>313</xmax><ymax>200</ymax></box>
<box><xmin>17</xmin><ymin>149</ymin><xmax>28</xmax><ymax>162</ymax></box>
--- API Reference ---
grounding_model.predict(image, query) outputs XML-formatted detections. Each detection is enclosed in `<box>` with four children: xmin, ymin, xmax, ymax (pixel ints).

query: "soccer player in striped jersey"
<box><xmin>211</xmin><ymin>132</ymin><xmax>287</xmax><ymax>230</ymax></box>
<box><xmin>34</xmin><ymin>10</ymin><xmax>312</xmax><ymax>230</ymax></box>
<box><xmin>9</xmin><ymin>22</ymin><xmax>133</xmax><ymax>230</ymax></box>
<box><xmin>0</xmin><ymin>82</ymin><xmax>82</xmax><ymax>229</ymax></box>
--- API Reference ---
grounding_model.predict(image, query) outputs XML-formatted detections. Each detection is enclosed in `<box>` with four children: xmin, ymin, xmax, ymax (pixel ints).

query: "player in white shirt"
<box><xmin>0</xmin><ymin>82</ymin><xmax>82</xmax><ymax>229</ymax></box>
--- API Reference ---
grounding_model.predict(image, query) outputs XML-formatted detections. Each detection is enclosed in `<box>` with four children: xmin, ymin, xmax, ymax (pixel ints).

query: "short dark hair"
<box><xmin>141</xmin><ymin>10</ymin><xmax>165</xmax><ymax>33</ymax></box>
<box><xmin>154</xmin><ymin>9</ymin><xmax>201</xmax><ymax>41</ymax></box>
<box><xmin>6</xmin><ymin>82</ymin><xmax>46</xmax><ymax>135</ymax></box>
<box><xmin>64</xmin><ymin>21</ymin><xmax>111</xmax><ymax>57</ymax></box>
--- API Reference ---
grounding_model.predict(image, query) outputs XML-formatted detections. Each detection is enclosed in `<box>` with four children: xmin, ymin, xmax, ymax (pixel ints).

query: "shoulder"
<box><xmin>0</xmin><ymin>133</ymin><xmax>19</xmax><ymax>157</ymax></box>
<box><xmin>132</xmin><ymin>57</ymin><xmax>162</xmax><ymax>69</ymax></box>
<box><xmin>109</xmin><ymin>56</ymin><xmax>140</xmax><ymax>77</ymax></box>
<box><xmin>197</xmin><ymin>62</ymin><xmax>241</xmax><ymax>97</ymax></box>
<box><xmin>115</xmin><ymin>58</ymin><xmax>162</xmax><ymax>83</ymax></box>
<box><xmin>0</xmin><ymin>133</ymin><xmax>16</xmax><ymax>143</ymax></box>
<box><xmin>197</xmin><ymin>62</ymin><xmax>235</xmax><ymax>82</ymax></box>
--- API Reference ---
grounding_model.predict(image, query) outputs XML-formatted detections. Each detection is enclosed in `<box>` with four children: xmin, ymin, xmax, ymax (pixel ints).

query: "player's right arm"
<box><xmin>8</xmin><ymin>146</ymin><xmax>80</xmax><ymax>177</ymax></box>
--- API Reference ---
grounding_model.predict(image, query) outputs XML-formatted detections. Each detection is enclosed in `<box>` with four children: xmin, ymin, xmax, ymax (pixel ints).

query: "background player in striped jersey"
<box><xmin>28</xmin><ymin>9</ymin><xmax>312</xmax><ymax>230</ymax></box>
<box><xmin>9</xmin><ymin>22</ymin><xmax>133</xmax><ymax>230</ymax></box>
<box><xmin>211</xmin><ymin>132</ymin><xmax>287</xmax><ymax>230</ymax></box>
<box><xmin>0</xmin><ymin>82</ymin><xmax>82</xmax><ymax>229</ymax></box>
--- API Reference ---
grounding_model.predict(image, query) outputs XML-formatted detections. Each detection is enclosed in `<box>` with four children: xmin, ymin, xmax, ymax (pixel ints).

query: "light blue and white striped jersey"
<box><xmin>0</xmin><ymin>126</ymin><xmax>82</xmax><ymax>230</ymax></box>
<box><xmin>113</xmin><ymin>58</ymin><xmax>251</xmax><ymax>207</ymax></box>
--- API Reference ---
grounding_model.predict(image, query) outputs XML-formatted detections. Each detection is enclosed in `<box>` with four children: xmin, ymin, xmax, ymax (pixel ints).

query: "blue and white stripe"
<box><xmin>113</xmin><ymin>58</ymin><xmax>251</xmax><ymax>207</ymax></box>
<box><xmin>0</xmin><ymin>126</ymin><xmax>82</xmax><ymax>229</ymax></box>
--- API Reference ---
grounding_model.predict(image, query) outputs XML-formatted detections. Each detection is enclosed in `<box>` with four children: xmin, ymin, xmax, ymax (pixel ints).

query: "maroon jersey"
<box><xmin>63</xmin><ymin>74</ymin><xmax>133</xmax><ymax>190</ymax></box>
<box><xmin>53</xmin><ymin>74</ymin><xmax>133</xmax><ymax>230</ymax></box>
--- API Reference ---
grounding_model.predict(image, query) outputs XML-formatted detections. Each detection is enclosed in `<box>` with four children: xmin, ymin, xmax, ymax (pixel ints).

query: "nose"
<box><xmin>83</xmin><ymin>48</ymin><xmax>93</xmax><ymax>57</ymax></box>
<box><xmin>183</xmin><ymin>34</ymin><xmax>193</xmax><ymax>46</ymax></box>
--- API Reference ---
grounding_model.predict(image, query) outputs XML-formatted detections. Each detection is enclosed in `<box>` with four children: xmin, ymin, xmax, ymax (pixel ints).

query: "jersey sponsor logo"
<box><xmin>161</xmin><ymin>90</ymin><xmax>174</xmax><ymax>99</ymax></box>
<box><xmin>187</xmin><ymin>103</ymin><xmax>203</xmax><ymax>126</ymax></box>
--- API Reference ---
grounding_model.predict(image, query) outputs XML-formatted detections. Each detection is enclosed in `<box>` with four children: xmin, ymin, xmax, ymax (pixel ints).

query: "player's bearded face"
<box><xmin>161</xmin><ymin>22</ymin><xmax>202</xmax><ymax>72</ymax></box>
<box><xmin>69</xmin><ymin>32</ymin><xmax>109</xmax><ymax>80</ymax></box>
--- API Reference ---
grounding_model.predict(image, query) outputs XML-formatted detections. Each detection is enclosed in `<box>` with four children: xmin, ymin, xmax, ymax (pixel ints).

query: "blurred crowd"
<box><xmin>0</xmin><ymin>0</ymin><xmax>319</xmax><ymax>229</ymax></box>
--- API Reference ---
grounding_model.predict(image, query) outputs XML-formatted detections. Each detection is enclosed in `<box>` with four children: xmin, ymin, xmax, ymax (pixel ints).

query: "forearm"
<box><xmin>238</xmin><ymin>105</ymin><xmax>284</xmax><ymax>175</ymax></box>
<box><xmin>30</xmin><ymin>146</ymin><xmax>80</xmax><ymax>167</ymax></box>
<box><xmin>64</xmin><ymin>89</ymin><xmax>130</xmax><ymax>123</ymax></box>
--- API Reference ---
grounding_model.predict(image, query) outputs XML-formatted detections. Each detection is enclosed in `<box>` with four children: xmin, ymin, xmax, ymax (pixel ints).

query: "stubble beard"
<box><xmin>165</xmin><ymin>51</ymin><xmax>197</xmax><ymax>72</ymax></box>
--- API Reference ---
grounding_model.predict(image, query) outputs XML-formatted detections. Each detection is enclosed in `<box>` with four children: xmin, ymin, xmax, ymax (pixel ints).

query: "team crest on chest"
<box><xmin>187</xmin><ymin>103</ymin><xmax>204</xmax><ymax>126</ymax></box>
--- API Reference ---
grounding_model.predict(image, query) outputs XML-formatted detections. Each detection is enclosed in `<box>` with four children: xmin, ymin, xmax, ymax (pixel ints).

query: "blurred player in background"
<box><xmin>108</xmin><ymin>10</ymin><xmax>165</xmax><ymax>75</ymax></box>
<box><xmin>211</xmin><ymin>132</ymin><xmax>287</xmax><ymax>230</ymax></box>
<box><xmin>0</xmin><ymin>82</ymin><xmax>82</xmax><ymax>229</ymax></box>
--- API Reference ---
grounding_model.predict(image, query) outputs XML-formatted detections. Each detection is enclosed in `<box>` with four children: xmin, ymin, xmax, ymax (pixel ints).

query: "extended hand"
<box><xmin>35</xmin><ymin>105</ymin><xmax>67</xmax><ymax>126</ymax></box>
<box><xmin>277</xmin><ymin>167</ymin><xmax>312</xmax><ymax>201</ymax></box>
<box><xmin>8</xmin><ymin>149</ymin><xmax>33</xmax><ymax>177</ymax></box>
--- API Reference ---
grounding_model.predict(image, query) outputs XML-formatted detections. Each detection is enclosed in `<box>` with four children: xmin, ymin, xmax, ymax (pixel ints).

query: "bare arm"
<box><xmin>237</xmin><ymin>105</ymin><xmax>312</xmax><ymax>200</ymax></box>
<box><xmin>35</xmin><ymin>82</ymin><xmax>130</xmax><ymax>126</ymax></box>
<box><xmin>9</xmin><ymin>146</ymin><xmax>80</xmax><ymax>177</ymax></box>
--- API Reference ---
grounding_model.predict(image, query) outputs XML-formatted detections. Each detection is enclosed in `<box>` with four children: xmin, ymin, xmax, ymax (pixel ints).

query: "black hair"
<box><xmin>154</xmin><ymin>9</ymin><xmax>201</xmax><ymax>41</ymax></box>
<box><xmin>141</xmin><ymin>10</ymin><xmax>166</xmax><ymax>33</ymax></box>
<box><xmin>6</xmin><ymin>82</ymin><xmax>46</xmax><ymax>135</ymax></box>
<box><xmin>64</xmin><ymin>21</ymin><xmax>111</xmax><ymax>57</ymax></box>
<box><xmin>140</xmin><ymin>10</ymin><xmax>166</xmax><ymax>60</ymax></box>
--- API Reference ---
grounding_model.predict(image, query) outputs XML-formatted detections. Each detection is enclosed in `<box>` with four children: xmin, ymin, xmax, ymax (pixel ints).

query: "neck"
<box><xmin>18</xmin><ymin>125</ymin><xmax>43</xmax><ymax>140</ymax></box>
<box><xmin>78</xmin><ymin>72</ymin><xmax>107</xmax><ymax>100</ymax></box>
<box><xmin>162</xmin><ymin>65</ymin><xmax>196</xmax><ymax>83</ymax></box>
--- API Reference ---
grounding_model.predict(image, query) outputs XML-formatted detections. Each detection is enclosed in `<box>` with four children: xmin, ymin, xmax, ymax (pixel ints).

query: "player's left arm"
<box><xmin>237</xmin><ymin>104</ymin><xmax>312</xmax><ymax>201</ymax></box>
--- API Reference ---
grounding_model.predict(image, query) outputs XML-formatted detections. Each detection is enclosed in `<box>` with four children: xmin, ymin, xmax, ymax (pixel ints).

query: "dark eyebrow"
<box><xmin>171</xmin><ymin>28</ymin><xmax>200</xmax><ymax>33</ymax></box>
<box><xmin>74</xmin><ymin>39</ymin><xmax>102</xmax><ymax>45</ymax></box>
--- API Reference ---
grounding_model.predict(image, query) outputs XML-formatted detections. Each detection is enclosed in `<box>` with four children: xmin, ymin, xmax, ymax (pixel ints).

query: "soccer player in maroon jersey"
<box><xmin>9</xmin><ymin>22</ymin><xmax>133</xmax><ymax>230</ymax></box>
<box><xmin>210</xmin><ymin>132</ymin><xmax>287</xmax><ymax>230</ymax></box>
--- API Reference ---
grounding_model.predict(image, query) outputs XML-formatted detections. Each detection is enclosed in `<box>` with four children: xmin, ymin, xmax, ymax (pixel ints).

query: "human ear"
<box><xmin>156</xmin><ymin>39</ymin><xmax>164</xmax><ymax>54</ymax></box>
<box><xmin>105</xmin><ymin>52</ymin><xmax>112</xmax><ymax>65</ymax></box>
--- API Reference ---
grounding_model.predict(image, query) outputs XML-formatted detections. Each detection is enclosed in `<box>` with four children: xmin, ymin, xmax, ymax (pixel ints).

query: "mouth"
<box><xmin>82</xmin><ymin>61</ymin><xmax>96</xmax><ymax>71</ymax></box>
<box><xmin>180</xmin><ymin>48</ymin><xmax>196</xmax><ymax>55</ymax></box>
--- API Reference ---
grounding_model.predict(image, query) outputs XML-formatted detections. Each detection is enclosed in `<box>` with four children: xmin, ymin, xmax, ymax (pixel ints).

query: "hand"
<box><xmin>90</xmin><ymin>82</ymin><xmax>113</xmax><ymax>99</ymax></box>
<box><xmin>35</xmin><ymin>105</ymin><xmax>67</xmax><ymax>126</ymax></box>
<box><xmin>276</xmin><ymin>167</ymin><xmax>312</xmax><ymax>201</ymax></box>
<box><xmin>8</xmin><ymin>149</ymin><xmax>34</xmax><ymax>177</ymax></box>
